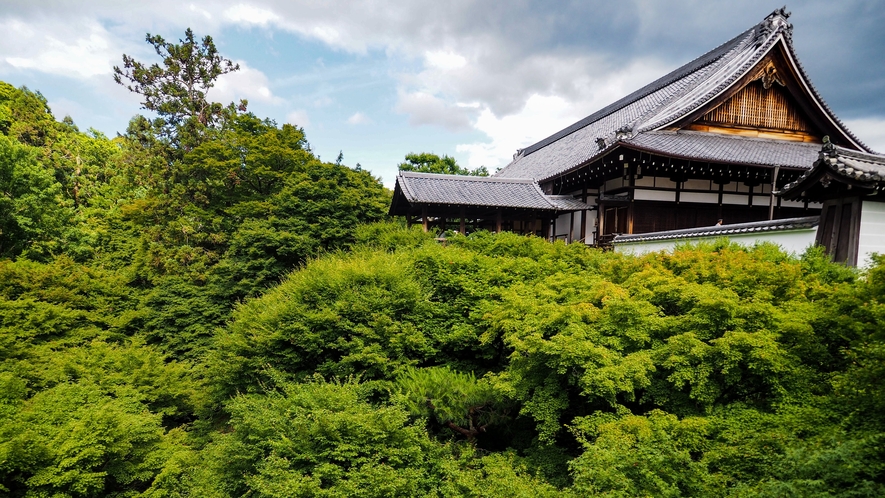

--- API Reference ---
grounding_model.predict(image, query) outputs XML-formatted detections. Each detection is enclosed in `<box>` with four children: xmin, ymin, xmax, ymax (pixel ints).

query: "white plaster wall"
<box><xmin>584</xmin><ymin>212</ymin><xmax>595</xmax><ymax>245</ymax></box>
<box><xmin>683</xmin><ymin>179</ymin><xmax>711</xmax><ymax>190</ymax></box>
<box><xmin>604</xmin><ymin>178</ymin><xmax>626</xmax><ymax>191</ymax></box>
<box><xmin>857</xmin><ymin>201</ymin><xmax>885</xmax><ymax>268</ymax></box>
<box><xmin>634</xmin><ymin>176</ymin><xmax>655</xmax><ymax>187</ymax></box>
<box><xmin>554</xmin><ymin>213</ymin><xmax>571</xmax><ymax>239</ymax></box>
<box><xmin>634</xmin><ymin>189</ymin><xmax>676</xmax><ymax>202</ymax></box>
<box><xmin>722</xmin><ymin>194</ymin><xmax>747</xmax><ymax>205</ymax></box>
<box><xmin>614</xmin><ymin>228</ymin><xmax>818</xmax><ymax>256</ymax></box>
<box><xmin>552</xmin><ymin>210</ymin><xmax>594</xmax><ymax>242</ymax></box>
<box><xmin>655</xmin><ymin>177</ymin><xmax>678</xmax><ymax>189</ymax></box>
<box><xmin>681</xmin><ymin>192</ymin><xmax>719</xmax><ymax>203</ymax></box>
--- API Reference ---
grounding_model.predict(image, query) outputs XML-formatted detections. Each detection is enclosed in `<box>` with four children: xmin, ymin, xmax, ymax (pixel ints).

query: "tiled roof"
<box><xmin>781</xmin><ymin>143</ymin><xmax>885</xmax><ymax>198</ymax></box>
<box><xmin>496</xmin><ymin>8</ymin><xmax>867</xmax><ymax>182</ymax></box>
<box><xmin>394</xmin><ymin>171</ymin><xmax>589</xmax><ymax>211</ymax></box>
<box><xmin>613</xmin><ymin>216</ymin><xmax>820</xmax><ymax>244</ymax></box>
<box><xmin>626</xmin><ymin>131</ymin><xmax>821</xmax><ymax>169</ymax></box>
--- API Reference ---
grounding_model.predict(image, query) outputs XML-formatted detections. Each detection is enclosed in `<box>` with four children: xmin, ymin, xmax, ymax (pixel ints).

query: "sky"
<box><xmin>1</xmin><ymin>1</ymin><xmax>883</xmax><ymax>187</ymax></box>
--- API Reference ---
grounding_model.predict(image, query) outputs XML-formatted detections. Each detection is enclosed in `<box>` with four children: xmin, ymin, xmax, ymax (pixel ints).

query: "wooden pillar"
<box><xmin>440</xmin><ymin>217</ymin><xmax>447</xmax><ymax>234</ymax></box>
<box><xmin>568</xmin><ymin>211</ymin><xmax>575</xmax><ymax>243</ymax></box>
<box><xmin>496</xmin><ymin>209</ymin><xmax>502</xmax><ymax>233</ymax></box>
<box><xmin>628</xmin><ymin>165</ymin><xmax>635</xmax><ymax>234</ymax></box>
<box><xmin>421</xmin><ymin>206</ymin><xmax>428</xmax><ymax>232</ymax></box>
<box><xmin>459</xmin><ymin>207</ymin><xmax>466</xmax><ymax>235</ymax></box>
<box><xmin>768</xmin><ymin>165</ymin><xmax>780</xmax><ymax>220</ymax></box>
<box><xmin>580</xmin><ymin>188</ymin><xmax>588</xmax><ymax>243</ymax></box>
<box><xmin>597</xmin><ymin>204</ymin><xmax>605</xmax><ymax>239</ymax></box>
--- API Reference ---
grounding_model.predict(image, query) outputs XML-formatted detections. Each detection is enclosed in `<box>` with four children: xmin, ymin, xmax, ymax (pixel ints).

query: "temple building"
<box><xmin>389</xmin><ymin>8</ymin><xmax>877</xmax><ymax>250</ymax></box>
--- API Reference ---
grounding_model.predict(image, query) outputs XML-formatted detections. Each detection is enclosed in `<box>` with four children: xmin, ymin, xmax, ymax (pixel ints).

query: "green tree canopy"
<box><xmin>398</xmin><ymin>152</ymin><xmax>488</xmax><ymax>176</ymax></box>
<box><xmin>113</xmin><ymin>28</ymin><xmax>244</xmax><ymax>152</ymax></box>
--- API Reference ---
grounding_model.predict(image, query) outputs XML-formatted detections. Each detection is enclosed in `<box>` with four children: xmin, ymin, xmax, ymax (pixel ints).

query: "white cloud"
<box><xmin>223</xmin><ymin>4</ymin><xmax>279</xmax><ymax>25</ymax></box>
<box><xmin>395</xmin><ymin>91</ymin><xmax>473</xmax><ymax>130</ymax></box>
<box><xmin>424</xmin><ymin>50</ymin><xmax>467</xmax><ymax>70</ymax></box>
<box><xmin>286</xmin><ymin>109</ymin><xmax>310</xmax><ymax>128</ymax></box>
<box><xmin>1</xmin><ymin>19</ymin><xmax>116</xmax><ymax>78</ymax></box>
<box><xmin>844</xmin><ymin>118</ymin><xmax>885</xmax><ymax>154</ymax></box>
<box><xmin>455</xmin><ymin>58</ymin><xmax>671</xmax><ymax>170</ymax></box>
<box><xmin>189</xmin><ymin>3</ymin><xmax>212</xmax><ymax>20</ymax></box>
<box><xmin>346</xmin><ymin>112</ymin><xmax>371</xmax><ymax>125</ymax></box>
<box><xmin>457</xmin><ymin>94</ymin><xmax>579</xmax><ymax>170</ymax></box>
<box><xmin>213</xmin><ymin>61</ymin><xmax>282</xmax><ymax>105</ymax></box>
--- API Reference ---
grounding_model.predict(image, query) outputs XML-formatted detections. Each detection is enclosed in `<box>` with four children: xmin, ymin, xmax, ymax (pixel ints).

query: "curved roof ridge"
<box><xmin>831</xmin><ymin>144</ymin><xmax>885</xmax><ymax>162</ymax></box>
<box><xmin>516</xmin><ymin>26</ymin><xmax>755</xmax><ymax>158</ymax></box>
<box><xmin>779</xmin><ymin>38</ymin><xmax>872</xmax><ymax>152</ymax></box>
<box><xmin>399</xmin><ymin>171</ymin><xmax>537</xmax><ymax>183</ymax></box>
<box><xmin>613</xmin><ymin>215</ymin><xmax>820</xmax><ymax>244</ymax></box>
<box><xmin>635</xmin><ymin>19</ymin><xmax>783</xmax><ymax>132</ymax></box>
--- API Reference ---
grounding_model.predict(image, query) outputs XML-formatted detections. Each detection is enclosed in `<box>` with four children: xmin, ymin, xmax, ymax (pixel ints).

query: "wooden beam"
<box><xmin>768</xmin><ymin>165</ymin><xmax>780</xmax><ymax>220</ymax></box>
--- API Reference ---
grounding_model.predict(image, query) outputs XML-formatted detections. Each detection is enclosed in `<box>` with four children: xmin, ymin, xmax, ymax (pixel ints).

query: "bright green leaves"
<box><xmin>185</xmin><ymin>378</ymin><xmax>445</xmax><ymax>497</ymax></box>
<box><xmin>395</xmin><ymin>366</ymin><xmax>509</xmax><ymax>441</ymax></box>
<box><xmin>0</xmin><ymin>382</ymin><xmax>170</xmax><ymax>496</ymax></box>
<box><xmin>570</xmin><ymin>410</ymin><xmax>713</xmax><ymax>496</ymax></box>
<box><xmin>0</xmin><ymin>134</ymin><xmax>71</xmax><ymax>259</ymax></box>
<box><xmin>211</xmin><ymin>251</ymin><xmax>440</xmax><ymax>399</ymax></box>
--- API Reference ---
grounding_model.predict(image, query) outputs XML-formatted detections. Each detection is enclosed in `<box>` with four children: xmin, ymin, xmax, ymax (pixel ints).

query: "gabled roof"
<box><xmin>389</xmin><ymin>171</ymin><xmax>590</xmax><ymax>215</ymax></box>
<box><xmin>780</xmin><ymin>141</ymin><xmax>885</xmax><ymax>201</ymax></box>
<box><xmin>613</xmin><ymin>216</ymin><xmax>820</xmax><ymax>244</ymax></box>
<box><xmin>497</xmin><ymin>8</ymin><xmax>870</xmax><ymax>182</ymax></box>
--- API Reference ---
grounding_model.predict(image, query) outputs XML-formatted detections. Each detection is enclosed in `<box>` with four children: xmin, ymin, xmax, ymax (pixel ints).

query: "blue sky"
<box><xmin>1</xmin><ymin>1</ymin><xmax>883</xmax><ymax>187</ymax></box>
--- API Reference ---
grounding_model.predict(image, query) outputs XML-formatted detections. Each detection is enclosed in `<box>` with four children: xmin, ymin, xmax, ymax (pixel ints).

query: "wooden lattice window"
<box><xmin>700</xmin><ymin>81</ymin><xmax>811</xmax><ymax>133</ymax></box>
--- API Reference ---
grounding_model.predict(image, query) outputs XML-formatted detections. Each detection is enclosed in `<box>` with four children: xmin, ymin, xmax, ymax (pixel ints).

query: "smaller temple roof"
<box><xmin>780</xmin><ymin>141</ymin><xmax>885</xmax><ymax>201</ymax></box>
<box><xmin>613</xmin><ymin>216</ymin><xmax>820</xmax><ymax>244</ymax></box>
<box><xmin>389</xmin><ymin>171</ymin><xmax>590</xmax><ymax>215</ymax></box>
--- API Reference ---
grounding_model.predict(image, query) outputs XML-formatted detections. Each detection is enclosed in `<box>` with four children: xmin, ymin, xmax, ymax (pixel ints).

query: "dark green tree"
<box><xmin>113</xmin><ymin>28</ymin><xmax>244</xmax><ymax>152</ymax></box>
<box><xmin>398</xmin><ymin>152</ymin><xmax>488</xmax><ymax>176</ymax></box>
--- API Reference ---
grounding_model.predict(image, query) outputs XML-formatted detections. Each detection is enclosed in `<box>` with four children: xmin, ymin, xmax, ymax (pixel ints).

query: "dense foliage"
<box><xmin>397</xmin><ymin>152</ymin><xmax>489</xmax><ymax>176</ymax></box>
<box><xmin>2</xmin><ymin>72</ymin><xmax>884</xmax><ymax>495</ymax></box>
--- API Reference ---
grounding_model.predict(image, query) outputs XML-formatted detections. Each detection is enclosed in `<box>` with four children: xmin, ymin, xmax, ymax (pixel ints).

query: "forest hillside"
<box><xmin>1</xmin><ymin>74</ymin><xmax>884</xmax><ymax>496</ymax></box>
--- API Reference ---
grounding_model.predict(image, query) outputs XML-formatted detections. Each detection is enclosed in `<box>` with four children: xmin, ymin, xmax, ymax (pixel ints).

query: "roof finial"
<box><xmin>756</xmin><ymin>6</ymin><xmax>793</xmax><ymax>46</ymax></box>
<box><xmin>596</xmin><ymin>137</ymin><xmax>607</xmax><ymax>150</ymax></box>
<box><xmin>822</xmin><ymin>135</ymin><xmax>837</xmax><ymax>157</ymax></box>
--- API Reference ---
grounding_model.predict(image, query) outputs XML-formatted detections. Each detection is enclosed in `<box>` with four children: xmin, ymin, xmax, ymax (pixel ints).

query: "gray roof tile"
<box><xmin>395</xmin><ymin>172</ymin><xmax>589</xmax><ymax>211</ymax></box>
<box><xmin>613</xmin><ymin>216</ymin><xmax>820</xmax><ymax>244</ymax></box>
<box><xmin>626</xmin><ymin>131</ymin><xmax>822</xmax><ymax>169</ymax></box>
<box><xmin>781</xmin><ymin>143</ymin><xmax>885</xmax><ymax>196</ymax></box>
